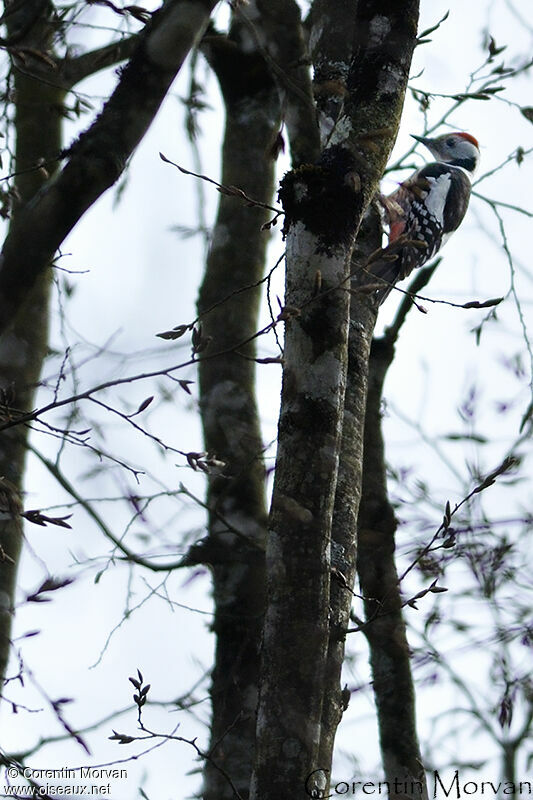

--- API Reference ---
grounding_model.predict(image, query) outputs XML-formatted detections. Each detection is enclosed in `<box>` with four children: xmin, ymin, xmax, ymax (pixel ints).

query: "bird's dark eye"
<box><xmin>446</xmin><ymin>137</ymin><xmax>456</xmax><ymax>147</ymax></box>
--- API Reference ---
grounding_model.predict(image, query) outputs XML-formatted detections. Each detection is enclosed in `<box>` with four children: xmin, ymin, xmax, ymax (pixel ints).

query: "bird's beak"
<box><xmin>411</xmin><ymin>134</ymin><xmax>432</xmax><ymax>146</ymax></box>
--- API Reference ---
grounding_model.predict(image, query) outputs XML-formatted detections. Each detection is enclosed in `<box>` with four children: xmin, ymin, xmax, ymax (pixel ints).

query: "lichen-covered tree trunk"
<box><xmin>318</xmin><ymin>207</ymin><xmax>382</xmax><ymax>772</ymax></box>
<box><xmin>251</xmin><ymin>2</ymin><xmax>420</xmax><ymax>796</ymax></box>
<box><xmin>195</xmin><ymin>15</ymin><xmax>281</xmax><ymax>800</ymax></box>
<box><xmin>357</xmin><ymin>331</ymin><xmax>428</xmax><ymax>799</ymax></box>
<box><xmin>0</xmin><ymin>1</ymin><xmax>65</xmax><ymax>689</ymax></box>
<box><xmin>252</xmin><ymin>206</ymin><xmax>352</xmax><ymax>799</ymax></box>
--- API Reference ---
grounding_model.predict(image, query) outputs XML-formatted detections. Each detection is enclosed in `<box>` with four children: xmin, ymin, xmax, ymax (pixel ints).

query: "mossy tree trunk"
<box><xmin>252</xmin><ymin>2</ymin><xmax>420</xmax><ymax>797</ymax></box>
<box><xmin>195</xmin><ymin>11</ymin><xmax>281</xmax><ymax>799</ymax></box>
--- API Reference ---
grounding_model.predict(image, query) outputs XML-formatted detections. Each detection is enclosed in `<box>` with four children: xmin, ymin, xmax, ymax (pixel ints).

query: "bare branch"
<box><xmin>61</xmin><ymin>35</ymin><xmax>140</xmax><ymax>88</ymax></box>
<box><xmin>0</xmin><ymin>0</ymin><xmax>218</xmax><ymax>334</ymax></box>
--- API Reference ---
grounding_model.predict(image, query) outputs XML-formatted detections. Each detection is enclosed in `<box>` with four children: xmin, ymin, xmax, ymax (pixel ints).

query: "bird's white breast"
<box><xmin>423</xmin><ymin>172</ymin><xmax>452</xmax><ymax>221</ymax></box>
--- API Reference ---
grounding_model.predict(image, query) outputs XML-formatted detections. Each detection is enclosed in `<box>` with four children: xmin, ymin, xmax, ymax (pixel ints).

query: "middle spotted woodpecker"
<box><xmin>372</xmin><ymin>131</ymin><xmax>480</xmax><ymax>303</ymax></box>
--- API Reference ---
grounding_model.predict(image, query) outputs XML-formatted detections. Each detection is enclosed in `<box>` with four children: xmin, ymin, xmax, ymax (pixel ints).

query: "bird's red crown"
<box><xmin>452</xmin><ymin>132</ymin><xmax>479</xmax><ymax>148</ymax></box>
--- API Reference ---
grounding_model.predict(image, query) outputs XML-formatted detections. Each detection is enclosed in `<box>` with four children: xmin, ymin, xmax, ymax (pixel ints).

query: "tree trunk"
<box><xmin>196</xmin><ymin>17</ymin><xmax>281</xmax><ymax>799</ymax></box>
<box><xmin>357</xmin><ymin>335</ymin><xmax>428</xmax><ymax>799</ymax></box>
<box><xmin>251</xmin><ymin>3</ymin><xmax>420</xmax><ymax>795</ymax></box>
<box><xmin>0</xmin><ymin>1</ymin><xmax>64</xmax><ymax>689</ymax></box>
<box><xmin>319</xmin><ymin>207</ymin><xmax>382</xmax><ymax>773</ymax></box>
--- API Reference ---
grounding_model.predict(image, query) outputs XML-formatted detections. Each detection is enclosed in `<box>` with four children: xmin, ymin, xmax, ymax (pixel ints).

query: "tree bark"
<box><xmin>252</xmin><ymin>205</ymin><xmax>352</xmax><ymax>799</ymax></box>
<box><xmin>354</xmin><ymin>264</ymin><xmax>438</xmax><ymax>797</ymax></box>
<box><xmin>251</xmin><ymin>1</ymin><xmax>420</xmax><ymax>795</ymax></box>
<box><xmin>354</xmin><ymin>260</ymin><xmax>442</xmax><ymax>799</ymax></box>
<box><xmin>252</xmin><ymin>0</ymin><xmax>321</xmax><ymax>166</ymax></box>
<box><xmin>0</xmin><ymin>0</ymin><xmax>64</xmax><ymax>690</ymax></box>
<box><xmin>251</xmin><ymin>2</ymin><xmax>420</xmax><ymax>796</ymax></box>
<box><xmin>195</xmin><ymin>16</ymin><xmax>281</xmax><ymax>800</ymax></box>
<box><xmin>357</xmin><ymin>331</ymin><xmax>428</xmax><ymax>799</ymax></box>
<box><xmin>318</xmin><ymin>206</ymin><xmax>382</xmax><ymax>773</ymax></box>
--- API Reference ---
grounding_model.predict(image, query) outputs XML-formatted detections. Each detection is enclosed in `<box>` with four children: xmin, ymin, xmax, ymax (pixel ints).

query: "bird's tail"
<box><xmin>368</xmin><ymin>258</ymin><xmax>400</xmax><ymax>305</ymax></box>
<box><xmin>364</xmin><ymin>235</ymin><xmax>429</xmax><ymax>305</ymax></box>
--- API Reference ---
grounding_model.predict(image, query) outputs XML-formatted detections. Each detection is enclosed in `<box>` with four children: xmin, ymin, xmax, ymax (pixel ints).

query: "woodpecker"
<box><xmin>372</xmin><ymin>131</ymin><xmax>480</xmax><ymax>303</ymax></box>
